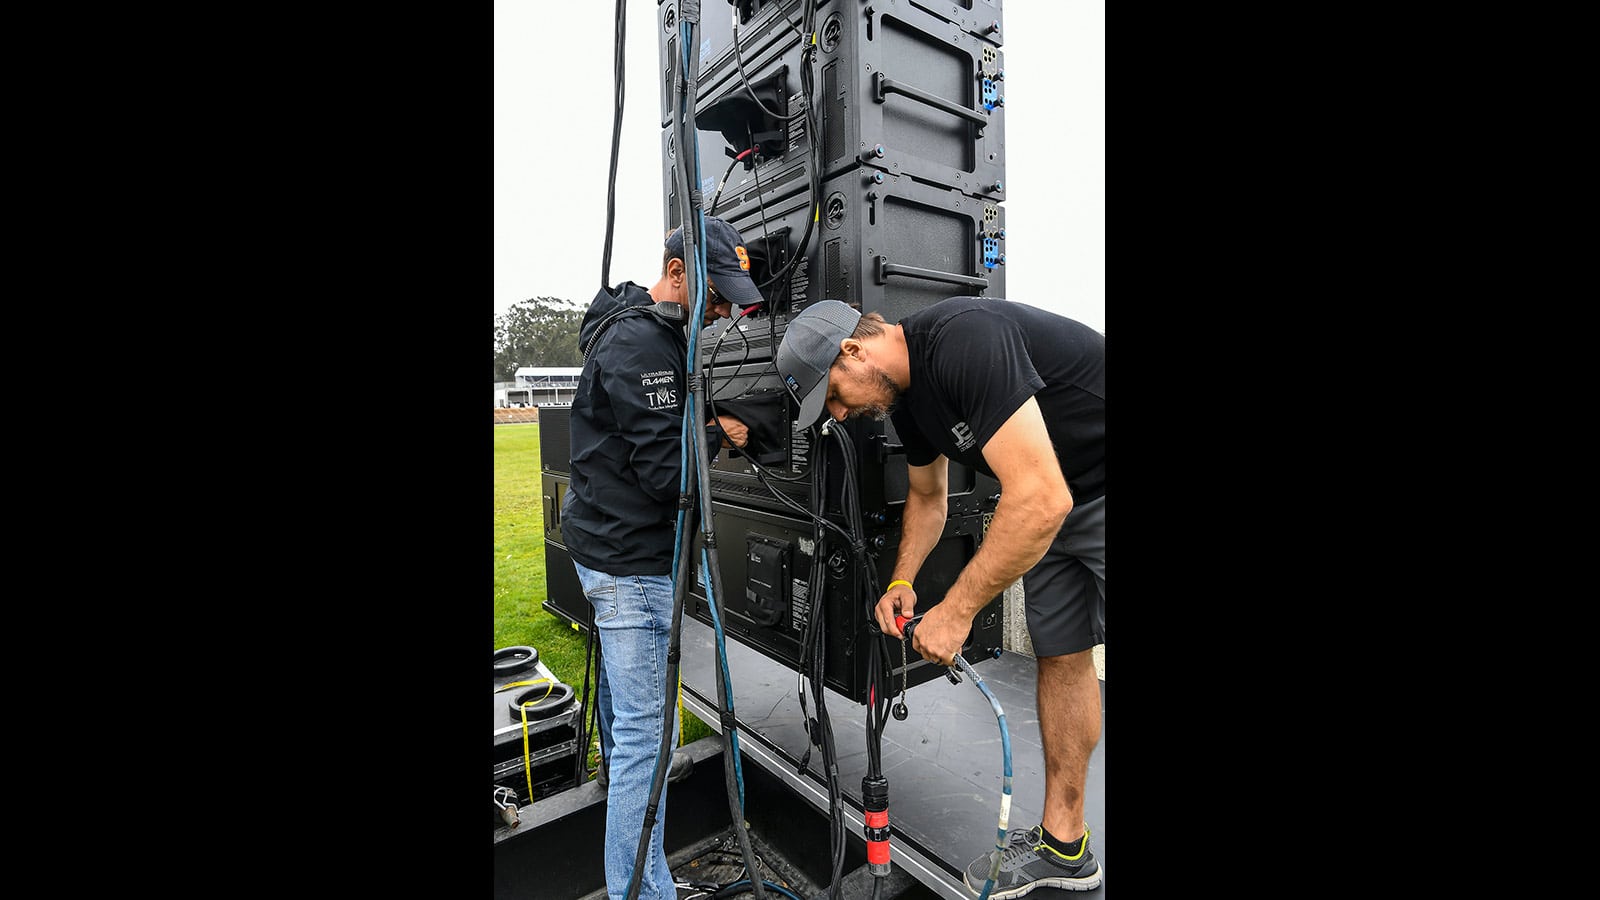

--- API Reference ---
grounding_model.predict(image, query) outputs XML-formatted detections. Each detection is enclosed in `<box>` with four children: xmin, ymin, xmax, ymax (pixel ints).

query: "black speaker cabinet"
<box><xmin>542</xmin><ymin>472</ymin><xmax>570</xmax><ymax>547</ymax></box>
<box><xmin>539</xmin><ymin>405</ymin><xmax>573</xmax><ymax>477</ymax></box>
<box><xmin>541</xmin><ymin>536</ymin><xmax>591</xmax><ymax>631</ymax></box>
<box><xmin>695</xmin><ymin>354</ymin><xmax>999</xmax><ymax>520</ymax></box>
<box><xmin>673</xmin><ymin>163</ymin><xmax>1003</xmax><ymax>323</ymax></box>
<box><xmin>669</xmin><ymin>0</ymin><xmax>1003</xmax><ymax>128</ymax></box>
<box><xmin>660</xmin><ymin>0</ymin><xmax>1005</xmax><ymax>212</ymax></box>
<box><xmin>685</xmin><ymin>499</ymin><xmax>1003</xmax><ymax>704</ymax></box>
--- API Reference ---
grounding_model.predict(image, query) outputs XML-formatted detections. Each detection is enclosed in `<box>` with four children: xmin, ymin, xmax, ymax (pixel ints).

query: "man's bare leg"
<box><xmin>1037</xmin><ymin>648</ymin><xmax>1101</xmax><ymax>842</ymax></box>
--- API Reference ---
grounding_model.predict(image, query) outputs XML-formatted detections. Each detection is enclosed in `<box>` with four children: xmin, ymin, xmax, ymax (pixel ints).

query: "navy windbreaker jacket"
<box><xmin>561</xmin><ymin>282</ymin><xmax>692</xmax><ymax>575</ymax></box>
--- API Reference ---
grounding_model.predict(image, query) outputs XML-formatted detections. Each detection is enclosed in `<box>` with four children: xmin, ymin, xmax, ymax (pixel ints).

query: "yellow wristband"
<box><xmin>887</xmin><ymin>580</ymin><xmax>913</xmax><ymax>593</ymax></box>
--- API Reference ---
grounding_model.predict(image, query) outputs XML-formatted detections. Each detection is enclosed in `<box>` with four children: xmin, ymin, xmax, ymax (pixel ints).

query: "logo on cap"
<box><xmin>735</xmin><ymin>246</ymin><xmax>749</xmax><ymax>270</ymax></box>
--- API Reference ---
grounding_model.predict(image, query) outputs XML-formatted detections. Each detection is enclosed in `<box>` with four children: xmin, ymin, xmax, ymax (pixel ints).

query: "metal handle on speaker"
<box><xmin>875</xmin><ymin>256</ymin><xmax>990</xmax><ymax>289</ymax></box>
<box><xmin>872</xmin><ymin>72</ymin><xmax>988</xmax><ymax>126</ymax></box>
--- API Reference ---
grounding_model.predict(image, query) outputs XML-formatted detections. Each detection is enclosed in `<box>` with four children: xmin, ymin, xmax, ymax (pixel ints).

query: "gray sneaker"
<box><xmin>963</xmin><ymin>825</ymin><xmax>1102</xmax><ymax>896</ymax></box>
<box><xmin>595</xmin><ymin>750</ymin><xmax>694</xmax><ymax>790</ymax></box>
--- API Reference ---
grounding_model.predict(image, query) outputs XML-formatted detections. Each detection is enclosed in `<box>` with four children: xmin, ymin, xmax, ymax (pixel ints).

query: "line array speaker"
<box><xmin>685</xmin><ymin>497</ymin><xmax>1004</xmax><ymax>704</ymax></box>
<box><xmin>661</xmin><ymin>0</ymin><xmax>1006</xmax><ymax>217</ymax></box>
<box><xmin>549</xmin><ymin>0</ymin><xmax>1013</xmax><ymax>703</ymax></box>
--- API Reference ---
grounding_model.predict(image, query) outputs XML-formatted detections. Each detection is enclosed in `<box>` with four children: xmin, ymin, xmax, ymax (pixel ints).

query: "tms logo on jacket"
<box><xmin>647</xmin><ymin>386</ymin><xmax>679</xmax><ymax>409</ymax></box>
<box><xmin>640</xmin><ymin>369</ymin><xmax>679</xmax><ymax>409</ymax></box>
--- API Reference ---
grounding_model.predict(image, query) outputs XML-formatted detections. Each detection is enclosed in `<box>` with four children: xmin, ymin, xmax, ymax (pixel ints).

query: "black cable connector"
<box><xmin>862</xmin><ymin>775</ymin><xmax>891</xmax><ymax>876</ymax></box>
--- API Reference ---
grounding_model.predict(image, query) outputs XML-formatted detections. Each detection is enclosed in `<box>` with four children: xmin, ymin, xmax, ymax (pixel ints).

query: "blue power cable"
<box><xmin>956</xmin><ymin>654</ymin><xmax>1012</xmax><ymax>900</ymax></box>
<box><xmin>897</xmin><ymin>615</ymin><xmax>1013</xmax><ymax>900</ymax></box>
<box><xmin>677</xmin><ymin>17</ymin><xmax>749</xmax><ymax>814</ymax></box>
<box><xmin>715</xmin><ymin>881</ymin><xmax>804</xmax><ymax>900</ymax></box>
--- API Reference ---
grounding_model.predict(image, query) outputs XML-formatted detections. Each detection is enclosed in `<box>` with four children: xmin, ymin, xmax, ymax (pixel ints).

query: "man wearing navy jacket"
<box><xmin>562</xmin><ymin>216</ymin><xmax>759</xmax><ymax>900</ymax></box>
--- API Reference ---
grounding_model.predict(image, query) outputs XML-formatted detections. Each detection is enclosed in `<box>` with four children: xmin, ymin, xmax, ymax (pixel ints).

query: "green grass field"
<box><xmin>493</xmin><ymin>422</ymin><xmax>710</xmax><ymax>751</ymax></box>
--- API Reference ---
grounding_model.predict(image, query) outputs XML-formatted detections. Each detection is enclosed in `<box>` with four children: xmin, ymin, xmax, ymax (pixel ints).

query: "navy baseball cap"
<box><xmin>775</xmin><ymin>300</ymin><xmax>861</xmax><ymax>427</ymax></box>
<box><xmin>664</xmin><ymin>216</ymin><xmax>764</xmax><ymax>308</ymax></box>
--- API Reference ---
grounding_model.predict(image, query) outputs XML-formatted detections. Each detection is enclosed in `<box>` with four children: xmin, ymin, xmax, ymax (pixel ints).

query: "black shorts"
<box><xmin>1020</xmin><ymin>495</ymin><xmax>1105</xmax><ymax>656</ymax></box>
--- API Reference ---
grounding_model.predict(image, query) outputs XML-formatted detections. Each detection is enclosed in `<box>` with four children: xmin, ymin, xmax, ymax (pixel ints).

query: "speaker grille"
<box><xmin>539</xmin><ymin>406</ymin><xmax>573</xmax><ymax>476</ymax></box>
<box><xmin>825</xmin><ymin>238</ymin><xmax>847</xmax><ymax>302</ymax></box>
<box><xmin>823</xmin><ymin>60</ymin><xmax>845</xmax><ymax>162</ymax></box>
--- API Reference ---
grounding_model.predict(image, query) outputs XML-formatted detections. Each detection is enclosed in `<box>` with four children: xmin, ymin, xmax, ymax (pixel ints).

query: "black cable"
<box><xmin>710</xmin><ymin>881</ymin><xmax>804</xmax><ymax>900</ymax></box>
<box><xmin>693</xmin><ymin>7</ymin><xmax>877</xmax><ymax>899</ymax></box>
<box><xmin>733</xmin><ymin>6</ymin><xmax>809</xmax><ymax>122</ymax></box>
<box><xmin>723</xmin><ymin>119</ymin><xmax>778</xmax><ymax>288</ymax></box>
<box><xmin>702</xmin><ymin>88</ymin><xmax>849</xmax><ymax>521</ymax></box>
<box><xmin>826</xmin><ymin>421</ymin><xmax>899</xmax><ymax>893</ymax></box>
<box><xmin>655</xmin><ymin>11</ymin><xmax>769</xmax><ymax>900</ymax></box>
<box><xmin>709</xmin><ymin>147</ymin><xmax>755</xmax><ymax>217</ymax></box>
<box><xmin>745</xmin><ymin>135</ymin><xmax>789</xmax><ymax>293</ymax></box>
<box><xmin>704</xmin><ymin>134</ymin><xmax>776</xmax><ymax>380</ymax></box>
<box><xmin>701</xmin><ymin>0</ymin><xmax>823</xmax><ymax>507</ymax></box>
<box><xmin>754</xmin><ymin>1</ymin><xmax>821</xmax><ymax>294</ymax></box>
<box><xmin>700</xmin><ymin>314</ymin><xmax>854</xmax><ymax>532</ymax></box>
<box><xmin>789</xmin><ymin>420</ymin><xmax>850</xmax><ymax>900</ymax></box>
<box><xmin>600</xmin><ymin>0</ymin><xmax>626</xmax><ymax>290</ymax></box>
<box><xmin>627</xmin><ymin>15</ymin><xmax>693</xmax><ymax>895</ymax></box>
<box><xmin>575</xmin><ymin>604</ymin><xmax>602</xmax><ymax>787</ymax></box>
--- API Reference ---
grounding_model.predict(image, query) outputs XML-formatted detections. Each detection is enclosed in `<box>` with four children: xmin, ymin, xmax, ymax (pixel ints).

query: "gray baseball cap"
<box><xmin>664</xmin><ymin>216</ymin><xmax>764</xmax><ymax>308</ymax></box>
<box><xmin>775</xmin><ymin>299</ymin><xmax>861</xmax><ymax>427</ymax></box>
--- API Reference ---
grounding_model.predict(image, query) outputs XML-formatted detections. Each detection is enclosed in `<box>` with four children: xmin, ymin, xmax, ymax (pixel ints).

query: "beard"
<box><xmin>849</xmin><ymin>370</ymin><xmax>902</xmax><ymax>422</ymax></box>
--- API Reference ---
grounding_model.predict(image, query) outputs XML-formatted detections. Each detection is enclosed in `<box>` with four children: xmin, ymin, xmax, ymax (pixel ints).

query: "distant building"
<box><xmin>495</xmin><ymin>366</ymin><xmax>583</xmax><ymax>407</ymax></box>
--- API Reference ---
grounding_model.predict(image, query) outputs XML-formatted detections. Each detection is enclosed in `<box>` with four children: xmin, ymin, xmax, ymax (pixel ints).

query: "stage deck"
<box><xmin>676</xmin><ymin>616</ymin><xmax>1106</xmax><ymax>899</ymax></box>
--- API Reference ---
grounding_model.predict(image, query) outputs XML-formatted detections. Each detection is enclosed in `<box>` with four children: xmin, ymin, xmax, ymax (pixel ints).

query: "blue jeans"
<box><xmin>572</xmin><ymin>560</ymin><xmax>680</xmax><ymax>900</ymax></box>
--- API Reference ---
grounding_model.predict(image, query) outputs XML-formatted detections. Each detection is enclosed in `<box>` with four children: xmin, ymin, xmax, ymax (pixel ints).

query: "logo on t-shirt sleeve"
<box><xmin>950</xmin><ymin>421</ymin><xmax>977</xmax><ymax>451</ymax></box>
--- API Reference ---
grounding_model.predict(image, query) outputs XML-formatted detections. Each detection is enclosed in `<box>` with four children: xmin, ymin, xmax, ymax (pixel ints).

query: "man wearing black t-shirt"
<box><xmin>775</xmin><ymin>297</ymin><xmax>1105</xmax><ymax>896</ymax></box>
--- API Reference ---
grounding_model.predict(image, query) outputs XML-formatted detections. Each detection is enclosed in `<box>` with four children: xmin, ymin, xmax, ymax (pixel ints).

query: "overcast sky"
<box><xmin>494</xmin><ymin>1</ymin><xmax>1103</xmax><ymax>334</ymax></box>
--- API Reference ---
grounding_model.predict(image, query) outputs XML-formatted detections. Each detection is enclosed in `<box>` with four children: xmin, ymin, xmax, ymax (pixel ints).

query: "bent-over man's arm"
<box><xmin>875</xmin><ymin>456</ymin><xmax>949</xmax><ymax>637</ymax></box>
<box><xmin>904</xmin><ymin>396</ymin><xmax>1072</xmax><ymax>665</ymax></box>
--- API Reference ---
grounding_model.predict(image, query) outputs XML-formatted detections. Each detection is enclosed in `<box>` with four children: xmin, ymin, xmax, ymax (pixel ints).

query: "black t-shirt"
<box><xmin>891</xmin><ymin>297</ymin><xmax>1105</xmax><ymax>503</ymax></box>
